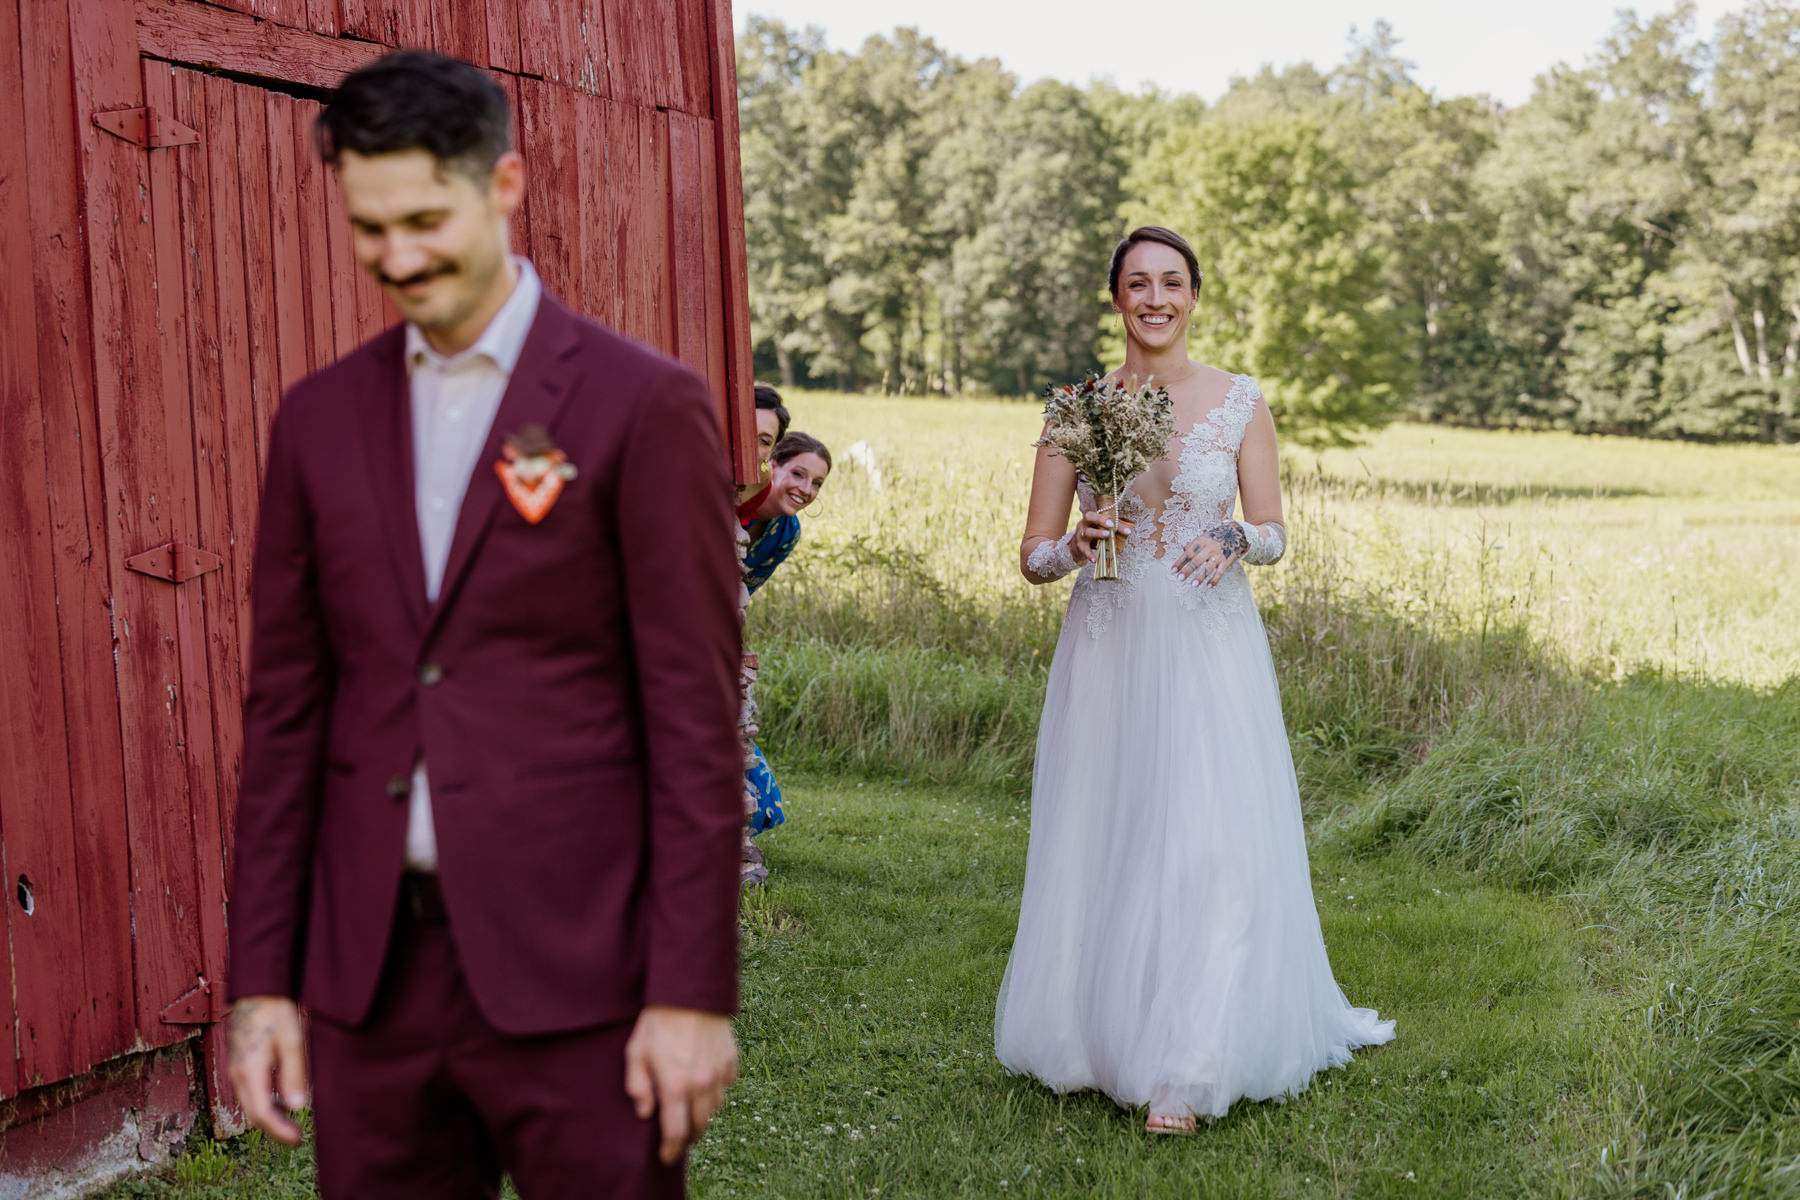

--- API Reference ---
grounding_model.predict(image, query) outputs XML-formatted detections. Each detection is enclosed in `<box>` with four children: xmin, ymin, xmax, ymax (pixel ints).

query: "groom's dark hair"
<box><xmin>1108</xmin><ymin>226</ymin><xmax>1203</xmax><ymax>297</ymax></box>
<box><xmin>315</xmin><ymin>51</ymin><xmax>512</xmax><ymax>179</ymax></box>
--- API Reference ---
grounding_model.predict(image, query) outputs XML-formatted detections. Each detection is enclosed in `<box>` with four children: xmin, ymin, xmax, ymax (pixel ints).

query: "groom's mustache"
<box><xmin>378</xmin><ymin>263</ymin><xmax>457</xmax><ymax>289</ymax></box>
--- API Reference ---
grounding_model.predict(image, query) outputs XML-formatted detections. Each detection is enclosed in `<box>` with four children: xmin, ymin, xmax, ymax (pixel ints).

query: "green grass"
<box><xmin>107</xmin><ymin>396</ymin><xmax>1800</xmax><ymax>1197</ymax></box>
<box><xmin>700</xmin><ymin>776</ymin><xmax>1600</xmax><ymax>1199</ymax></box>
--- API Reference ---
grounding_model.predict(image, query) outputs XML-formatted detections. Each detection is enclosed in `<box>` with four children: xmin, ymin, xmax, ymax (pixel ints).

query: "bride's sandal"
<box><xmin>1145</xmin><ymin>1112</ymin><xmax>1199</xmax><ymax>1136</ymax></box>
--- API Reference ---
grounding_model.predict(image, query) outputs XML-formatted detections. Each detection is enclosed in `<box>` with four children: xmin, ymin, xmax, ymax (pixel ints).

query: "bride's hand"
<box><xmin>1073</xmin><ymin>508</ymin><xmax>1134</xmax><ymax>563</ymax></box>
<box><xmin>1173</xmin><ymin>521</ymin><xmax>1248</xmax><ymax>587</ymax></box>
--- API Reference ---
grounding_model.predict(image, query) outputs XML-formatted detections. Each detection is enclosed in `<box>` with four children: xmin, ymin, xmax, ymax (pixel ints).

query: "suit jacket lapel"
<box><xmin>422</xmin><ymin>296</ymin><xmax>583</xmax><ymax>644</ymax></box>
<box><xmin>359</xmin><ymin>329</ymin><xmax>429</xmax><ymax>630</ymax></box>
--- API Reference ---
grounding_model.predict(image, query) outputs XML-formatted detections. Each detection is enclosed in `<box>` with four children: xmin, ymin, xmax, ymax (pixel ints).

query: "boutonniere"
<box><xmin>494</xmin><ymin>424</ymin><xmax>578</xmax><ymax>525</ymax></box>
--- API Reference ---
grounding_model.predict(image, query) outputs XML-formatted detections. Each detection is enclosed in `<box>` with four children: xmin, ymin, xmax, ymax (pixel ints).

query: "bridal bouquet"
<box><xmin>1037</xmin><ymin>373</ymin><xmax>1174</xmax><ymax>580</ymax></box>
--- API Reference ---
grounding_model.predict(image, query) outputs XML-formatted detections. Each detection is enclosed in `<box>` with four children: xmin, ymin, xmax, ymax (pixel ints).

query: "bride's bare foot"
<box><xmin>1145</xmin><ymin>1112</ymin><xmax>1199</xmax><ymax>1135</ymax></box>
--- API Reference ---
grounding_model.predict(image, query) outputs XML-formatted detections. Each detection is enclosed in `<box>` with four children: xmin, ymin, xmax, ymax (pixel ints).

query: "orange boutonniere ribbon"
<box><xmin>495</xmin><ymin>424</ymin><xmax>578</xmax><ymax>525</ymax></box>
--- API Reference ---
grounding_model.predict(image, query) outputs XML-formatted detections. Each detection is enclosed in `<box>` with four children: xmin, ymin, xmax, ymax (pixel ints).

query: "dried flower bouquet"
<box><xmin>1037</xmin><ymin>372</ymin><xmax>1175</xmax><ymax>580</ymax></box>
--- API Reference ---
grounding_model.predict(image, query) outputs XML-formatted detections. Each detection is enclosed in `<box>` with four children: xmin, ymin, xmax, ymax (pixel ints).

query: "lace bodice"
<box><xmin>1073</xmin><ymin>374</ymin><xmax>1265</xmax><ymax>639</ymax></box>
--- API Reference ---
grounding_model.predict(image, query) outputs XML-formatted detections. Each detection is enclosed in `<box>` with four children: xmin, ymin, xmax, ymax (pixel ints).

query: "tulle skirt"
<box><xmin>994</xmin><ymin>564</ymin><xmax>1394</xmax><ymax>1119</ymax></box>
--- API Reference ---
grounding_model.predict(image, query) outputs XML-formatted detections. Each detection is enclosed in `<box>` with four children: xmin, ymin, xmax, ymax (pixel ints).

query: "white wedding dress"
<box><xmin>995</xmin><ymin>374</ymin><xmax>1394</xmax><ymax>1120</ymax></box>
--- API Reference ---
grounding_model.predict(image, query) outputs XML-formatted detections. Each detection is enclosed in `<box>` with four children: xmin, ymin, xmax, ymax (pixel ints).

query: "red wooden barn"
<box><xmin>0</xmin><ymin>0</ymin><xmax>756</xmax><ymax>1191</ymax></box>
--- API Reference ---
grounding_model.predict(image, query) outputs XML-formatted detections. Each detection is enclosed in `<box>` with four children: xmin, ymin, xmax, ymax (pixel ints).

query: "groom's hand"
<box><xmin>228</xmin><ymin>996</ymin><xmax>309</xmax><ymax>1146</ymax></box>
<box><xmin>624</xmin><ymin>1005</ymin><xmax>739</xmax><ymax>1165</ymax></box>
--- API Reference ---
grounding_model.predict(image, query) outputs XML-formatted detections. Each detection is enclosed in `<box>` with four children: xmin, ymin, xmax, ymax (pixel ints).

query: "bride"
<box><xmin>995</xmin><ymin>225</ymin><xmax>1394</xmax><ymax>1133</ymax></box>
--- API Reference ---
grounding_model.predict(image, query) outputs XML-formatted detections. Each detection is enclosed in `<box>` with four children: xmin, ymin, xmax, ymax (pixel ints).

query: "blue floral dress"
<box><xmin>743</xmin><ymin>514</ymin><xmax>800</xmax><ymax>597</ymax></box>
<box><xmin>743</xmin><ymin>515</ymin><xmax>801</xmax><ymax>834</ymax></box>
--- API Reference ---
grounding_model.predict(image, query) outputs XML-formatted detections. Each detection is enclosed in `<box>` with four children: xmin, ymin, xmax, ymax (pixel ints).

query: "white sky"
<box><xmin>739</xmin><ymin>0</ymin><xmax>1747</xmax><ymax>108</ymax></box>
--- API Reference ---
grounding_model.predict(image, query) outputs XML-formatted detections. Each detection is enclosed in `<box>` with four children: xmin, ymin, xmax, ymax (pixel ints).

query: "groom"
<box><xmin>226</xmin><ymin>51</ymin><xmax>744</xmax><ymax>1198</ymax></box>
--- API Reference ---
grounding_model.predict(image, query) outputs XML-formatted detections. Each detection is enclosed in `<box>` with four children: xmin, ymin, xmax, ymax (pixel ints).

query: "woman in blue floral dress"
<box><xmin>741</xmin><ymin>431</ymin><xmax>831</xmax><ymax>837</ymax></box>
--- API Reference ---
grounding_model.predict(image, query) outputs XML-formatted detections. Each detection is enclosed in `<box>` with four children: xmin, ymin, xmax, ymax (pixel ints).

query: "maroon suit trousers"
<box><xmin>309</xmin><ymin>888</ymin><xmax>683</xmax><ymax>1200</ymax></box>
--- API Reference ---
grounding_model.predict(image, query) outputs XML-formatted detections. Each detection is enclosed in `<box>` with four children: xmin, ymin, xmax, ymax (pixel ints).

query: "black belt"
<box><xmin>400</xmin><ymin>872</ymin><xmax>449</xmax><ymax>925</ymax></box>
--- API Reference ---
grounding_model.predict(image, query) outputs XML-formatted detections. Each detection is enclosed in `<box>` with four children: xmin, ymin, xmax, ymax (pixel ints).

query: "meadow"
<box><xmin>106</xmin><ymin>395</ymin><xmax>1800</xmax><ymax>1198</ymax></box>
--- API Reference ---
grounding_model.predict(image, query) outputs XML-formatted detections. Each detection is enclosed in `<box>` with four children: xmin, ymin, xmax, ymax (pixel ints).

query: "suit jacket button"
<box><xmin>386</xmin><ymin>776</ymin><xmax>410</xmax><ymax>799</ymax></box>
<box><xmin>417</xmin><ymin>661</ymin><xmax>444</xmax><ymax>686</ymax></box>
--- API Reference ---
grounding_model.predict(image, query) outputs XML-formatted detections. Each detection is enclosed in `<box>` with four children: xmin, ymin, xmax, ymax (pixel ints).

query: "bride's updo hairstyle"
<box><xmin>1107</xmin><ymin>226</ymin><xmax>1203</xmax><ymax>298</ymax></box>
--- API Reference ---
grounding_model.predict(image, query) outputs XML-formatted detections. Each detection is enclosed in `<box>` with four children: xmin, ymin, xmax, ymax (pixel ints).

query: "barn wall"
<box><xmin>0</xmin><ymin>0</ymin><xmax>756</xmax><ymax>1186</ymax></box>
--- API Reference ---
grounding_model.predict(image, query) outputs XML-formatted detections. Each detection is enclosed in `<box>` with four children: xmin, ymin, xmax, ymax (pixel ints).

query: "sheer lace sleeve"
<box><xmin>1237</xmin><ymin>520</ymin><xmax>1286</xmax><ymax>566</ymax></box>
<box><xmin>1025</xmin><ymin>530</ymin><xmax>1079</xmax><ymax>583</ymax></box>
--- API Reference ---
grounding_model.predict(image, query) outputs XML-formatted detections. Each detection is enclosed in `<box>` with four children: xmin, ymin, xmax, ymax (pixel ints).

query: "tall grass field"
<box><xmin>105</xmin><ymin>397</ymin><xmax>1799</xmax><ymax>1199</ymax></box>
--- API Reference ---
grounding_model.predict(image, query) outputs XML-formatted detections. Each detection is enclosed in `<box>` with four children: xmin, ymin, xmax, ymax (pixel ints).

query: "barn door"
<box><xmin>73</xmin><ymin>54</ymin><xmax>381</xmax><ymax>1126</ymax></box>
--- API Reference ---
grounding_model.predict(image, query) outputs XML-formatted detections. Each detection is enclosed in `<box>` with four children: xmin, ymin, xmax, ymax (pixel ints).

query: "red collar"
<box><xmin>737</xmin><ymin>483</ymin><xmax>772</xmax><ymax>527</ymax></box>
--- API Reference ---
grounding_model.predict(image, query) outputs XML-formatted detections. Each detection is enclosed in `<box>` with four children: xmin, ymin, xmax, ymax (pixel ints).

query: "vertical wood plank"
<box><xmin>136</xmin><ymin>54</ymin><xmax>213</xmax><ymax>1046</ymax></box>
<box><xmin>163</xmin><ymin>60</ymin><xmax>233</xmax><ymax>1042</ymax></box>
<box><xmin>19</xmin><ymin>0</ymin><xmax>136</xmax><ymax>1069</ymax></box>
<box><xmin>169</xmin><ymin>69</ymin><xmax>246</xmax><ymax>1126</ymax></box>
<box><xmin>665</xmin><ymin>110</ymin><xmax>708</xmax><ymax>384</ymax></box>
<box><xmin>321</xmin><ymin>142</ymin><xmax>363</xmax><ymax>358</ymax></box>
<box><xmin>402</xmin><ymin>0</ymin><xmax>433</xmax><ymax>48</ymax></box>
<box><xmin>197</xmin><ymin>75</ymin><xmax>262</xmax><ymax>778</ymax></box>
<box><xmin>264</xmin><ymin>95</ymin><xmax>310</xmax><ymax>392</ymax></box>
<box><xmin>518</xmin><ymin>0</ymin><xmax>578</xmax><ymax>87</ymax></box>
<box><xmin>675</xmin><ymin>0</ymin><xmax>713</xmax><ymax>116</ymax></box>
<box><xmin>434</xmin><ymin>0</ymin><xmax>487</xmax><ymax>66</ymax></box>
<box><xmin>307</xmin><ymin>0</ymin><xmax>340</xmax><ymax>36</ymax></box>
<box><xmin>276</xmin><ymin>0</ymin><xmax>311</xmax><ymax>28</ymax></box>
<box><xmin>234</xmin><ymin>87</ymin><xmax>283</xmax><ymax>484</ymax></box>
<box><xmin>335</xmin><ymin>0</ymin><xmax>413</xmax><ymax>46</ymax></box>
<box><xmin>520</xmin><ymin>79</ymin><xmax>577</xmax><ymax>304</ymax></box>
<box><xmin>579</xmin><ymin>0</ymin><xmax>609</xmax><ymax>96</ymax></box>
<box><xmin>0</xmin><ymin>0</ymin><xmax>87</xmax><ymax>1094</ymax></box>
<box><xmin>484</xmin><ymin>0</ymin><xmax>522</xmax><ymax>73</ymax></box>
<box><xmin>600</xmin><ymin>96</ymin><xmax>638</xmax><ymax>333</ymax></box>
<box><xmin>706</xmin><ymin>0</ymin><xmax>757</xmax><ymax>481</ymax></box>
<box><xmin>637</xmin><ymin>107</ymin><xmax>673</xmax><ymax>353</ymax></box>
<box><xmin>288</xmin><ymin>95</ymin><xmax>334</xmax><ymax>373</ymax></box>
<box><xmin>603</xmin><ymin>0</ymin><xmax>642</xmax><ymax>104</ymax></box>
<box><xmin>574</xmin><ymin>92</ymin><xmax>614</xmax><ymax>326</ymax></box>
<box><xmin>646</xmin><ymin>0</ymin><xmax>682</xmax><ymax>110</ymax></box>
<box><xmin>696</xmin><ymin>116</ymin><xmax>728</xmax><ymax>410</ymax></box>
<box><xmin>72</xmin><ymin>0</ymin><xmax>193</xmax><ymax>1042</ymax></box>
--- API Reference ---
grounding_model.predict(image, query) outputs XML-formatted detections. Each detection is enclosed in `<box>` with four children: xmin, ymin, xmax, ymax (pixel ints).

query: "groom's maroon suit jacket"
<box><xmin>225</xmin><ymin>293</ymin><xmax>744</xmax><ymax>1033</ymax></box>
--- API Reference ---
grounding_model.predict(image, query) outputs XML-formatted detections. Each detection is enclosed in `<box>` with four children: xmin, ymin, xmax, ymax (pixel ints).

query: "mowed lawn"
<box><xmin>102</xmin><ymin>399</ymin><xmax>1800</xmax><ymax>1198</ymax></box>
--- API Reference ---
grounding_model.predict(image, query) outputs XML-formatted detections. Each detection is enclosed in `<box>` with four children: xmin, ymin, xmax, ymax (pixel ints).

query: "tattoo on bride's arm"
<box><xmin>1202</xmin><ymin>521</ymin><xmax>1250</xmax><ymax>559</ymax></box>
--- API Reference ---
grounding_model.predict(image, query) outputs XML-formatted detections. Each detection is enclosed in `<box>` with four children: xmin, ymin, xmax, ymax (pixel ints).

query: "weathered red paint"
<box><xmin>1</xmin><ymin>0</ymin><xmax>755</xmax><ymax>1189</ymax></box>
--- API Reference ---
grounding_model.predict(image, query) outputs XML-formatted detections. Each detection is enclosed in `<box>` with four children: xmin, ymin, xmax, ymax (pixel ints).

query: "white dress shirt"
<box><xmin>402</xmin><ymin>258</ymin><xmax>542</xmax><ymax>871</ymax></box>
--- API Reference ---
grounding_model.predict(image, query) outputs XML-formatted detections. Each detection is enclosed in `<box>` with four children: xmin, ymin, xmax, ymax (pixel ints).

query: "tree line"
<box><xmin>737</xmin><ymin>3</ymin><xmax>1800</xmax><ymax>443</ymax></box>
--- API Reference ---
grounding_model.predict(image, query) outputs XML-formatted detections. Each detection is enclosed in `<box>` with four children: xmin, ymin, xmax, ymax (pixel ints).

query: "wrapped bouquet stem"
<box><xmin>1091</xmin><ymin>493</ymin><xmax>1121</xmax><ymax>580</ymax></box>
<box><xmin>1037</xmin><ymin>373</ymin><xmax>1175</xmax><ymax>582</ymax></box>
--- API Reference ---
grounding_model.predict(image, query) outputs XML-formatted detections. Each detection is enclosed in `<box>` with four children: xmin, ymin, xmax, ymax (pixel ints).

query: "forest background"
<box><xmin>737</xmin><ymin>0</ymin><xmax>1800</xmax><ymax>444</ymax></box>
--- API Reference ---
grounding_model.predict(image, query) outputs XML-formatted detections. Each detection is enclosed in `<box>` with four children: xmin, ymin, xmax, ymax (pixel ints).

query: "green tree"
<box><xmin>1128</xmin><ymin>112</ymin><xmax>1405</xmax><ymax>444</ymax></box>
